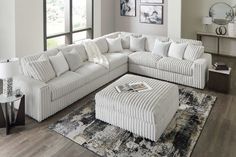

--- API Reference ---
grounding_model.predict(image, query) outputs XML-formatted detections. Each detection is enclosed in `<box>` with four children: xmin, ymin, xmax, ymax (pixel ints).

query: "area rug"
<box><xmin>49</xmin><ymin>88</ymin><xmax>216</xmax><ymax>157</ymax></box>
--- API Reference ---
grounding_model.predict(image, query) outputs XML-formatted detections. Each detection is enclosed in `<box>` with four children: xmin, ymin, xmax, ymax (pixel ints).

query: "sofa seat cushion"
<box><xmin>157</xmin><ymin>57</ymin><xmax>194</xmax><ymax>76</ymax></box>
<box><xmin>105</xmin><ymin>53</ymin><xmax>128</xmax><ymax>70</ymax></box>
<box><xmin>75</xmin><ymin>62</ymin><xmax>109</xmax><ymax>83</ymax></box>
<box><xmin>48</xmin><ymin>71</ymin><xmax>86</xmax><ymax>101</ymax></box>
<box><xmin>120</xmin><ymin>49</ymin><xmax>134</xmax><ymax>56</ymax></box>
<box><xmin>129</xmin><ymin>51</ymin><xmax>162</xmax><ymax>68</ymax></box>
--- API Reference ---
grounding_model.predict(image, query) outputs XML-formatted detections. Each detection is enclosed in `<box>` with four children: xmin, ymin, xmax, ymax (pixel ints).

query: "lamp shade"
<box><xmin>0</xmin><ymin>58</ymin><xmax>19</xmax><ymax>79</ymax></box>
<box><xmin>202</xmin><ymin>16</ymin><xmax>213</xmax><ymax>25</ymax></box>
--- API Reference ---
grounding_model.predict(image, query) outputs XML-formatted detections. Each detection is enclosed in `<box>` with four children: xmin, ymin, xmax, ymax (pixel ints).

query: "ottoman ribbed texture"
<box><xmin>95</xmin><ymin>74</ymin><xmax>179</xmax><ymax>141</ymax></box>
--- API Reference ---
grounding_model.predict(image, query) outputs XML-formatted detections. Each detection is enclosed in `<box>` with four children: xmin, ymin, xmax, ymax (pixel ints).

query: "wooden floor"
<box><xmin>0</xmin><ymin>55</ymin><xmax>235</xmax><ymax>157</ymax></box>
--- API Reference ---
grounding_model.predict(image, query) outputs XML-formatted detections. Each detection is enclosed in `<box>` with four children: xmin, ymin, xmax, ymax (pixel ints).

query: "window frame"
<box><xmin>43</xmin><ymin>0</ymin><xmax>94</xmax><ymax>50</ymax></box>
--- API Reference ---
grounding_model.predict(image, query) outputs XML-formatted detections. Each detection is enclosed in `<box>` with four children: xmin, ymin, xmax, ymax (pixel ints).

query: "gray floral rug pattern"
<box><xmin>49</xmin><ymin>88</ymin><xmax>216</xmax><ymax>157</ymax></box>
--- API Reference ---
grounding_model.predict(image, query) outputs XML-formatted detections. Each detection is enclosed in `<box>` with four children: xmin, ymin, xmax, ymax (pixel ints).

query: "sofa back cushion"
<box><xmin>93</xmin><ymin>37</ymin><xmax>109</xmax><ymax>53</ymax></box>
<box><xmin>170</xmin><ymin>38</ymin><xmax>202</xmax><ymax>46</ymax></box>
<box><xmin>130</xmin><ymin>36</ymin><xmax>146</xmax><ymax>51</ymax></box>
<box><xmin>27</xmin><ymin>54</ymin><xmax>56</xmax><ymax>82</ymax></box>
<box><xmin>184</xmin><ymin>44</ymin><xmax>204</xmax><ymax>61</ymax></box>
<box><xmin>168</xmin><ymin>43</ymin><xmax>188</xmax><ymax>60</ymax></box>
<box><xmin>49</xmin><ymin>52</ymin><xmax>69</xmax><ymax>77</ymax></box>
<box><xmin>143</xmin><ymin>34</ymin><xmax>169</xmax><ymax>52</ymax></box>
<box><xmin>103</xmin><ymin>32</ymin><xmax>120</xmax><ymax>39</ymax></box>
<box><xmin>58</xmin><ymin>43</ymin><xmax>88</xmax><ymax>62</ymax></box>
<box><xmin>45</xmin><ymin>48</ymin><xmax>60</xmax><ymax>57</ymax></box>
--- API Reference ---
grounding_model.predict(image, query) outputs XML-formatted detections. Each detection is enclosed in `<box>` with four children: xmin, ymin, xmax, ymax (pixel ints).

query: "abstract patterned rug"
<box><xmin>49</xmin><ymin>88</ymin><xmax>216</xmax><ymax>157</ymax></box>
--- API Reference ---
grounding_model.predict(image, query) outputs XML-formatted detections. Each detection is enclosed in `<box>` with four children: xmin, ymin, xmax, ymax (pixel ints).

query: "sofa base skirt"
<box><xmin>129</xmin><ymin>64</ymin><xmax>204</xmax><ymax>89</ymax></box>
<box><xmin>96</xmin><ymin>102</ymin><xmax>178</xmax><ymax>142</ymax></box>
<box><xmin>32</xmin><ymin>64</ymin><xmax>128</xmax><ymax>122</ymax></box>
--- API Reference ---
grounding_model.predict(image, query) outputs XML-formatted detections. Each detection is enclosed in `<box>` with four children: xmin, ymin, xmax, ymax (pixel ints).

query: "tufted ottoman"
<box><xmin>95</xmin><ymin>74</ymin><xmax>179</xmax><ymax>141</ymax></box>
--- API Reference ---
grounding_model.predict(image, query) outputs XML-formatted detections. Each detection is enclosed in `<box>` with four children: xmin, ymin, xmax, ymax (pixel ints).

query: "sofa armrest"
<box><xmin>15</xmin><ymin>75</ymin><xmax>47</xmax><ymax>89</ymax></box>
<box><xmin>191</xmin><ymin>54</ymin><xmax>211</xmax><ymax>89</ymax></box>
<box><xmin>195</xmin><ymin>53</ymin><xmax>212</xmax><ymax>78</ymax></box>
<box><xmin>198</xmin><ymin>53</ymin><xmax>212</xmax><ymax>69</ymax></box>
<box><xmin>14</xmin><ymin>75</ymin><xmax>51</xmax><ymax>122</ymax></box>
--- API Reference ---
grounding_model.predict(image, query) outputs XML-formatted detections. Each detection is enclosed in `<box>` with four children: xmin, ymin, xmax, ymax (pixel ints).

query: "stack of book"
<box><xmin>115</xmin><ymin>82</ymin><xmax>152</xmax><ymax>93</ymax></box>
<box><xmin>213</xmin><ymin>62</ymin><xmax>229</xmax><ymax>70</ymax></box>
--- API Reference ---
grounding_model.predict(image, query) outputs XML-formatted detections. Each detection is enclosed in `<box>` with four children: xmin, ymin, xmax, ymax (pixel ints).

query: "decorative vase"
<box><xmin>228</xmin><ymin>22</ymin><xmax>236</xmax><ymax>36</ymax></box>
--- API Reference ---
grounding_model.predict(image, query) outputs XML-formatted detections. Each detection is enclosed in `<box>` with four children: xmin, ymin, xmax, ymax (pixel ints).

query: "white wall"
<box><xmin>94</xmin><ymin>0</ymin><xmax>115</xmax><ymax>37</ymax></box>
<box><xmin>101</xmin><ymin>0</ymin><xmax>115</xmax><ymax>35</ymax></box>
<box><xmin>0</xmin><ymin>0</ymin><xmax>44</xmax><ymax>59</ymax></box>
<box><xmin>114</xmin><ymin>0</ymin><xmax>168</xmax><ymax>36</ymax></box>
<box><xmin>0</xmin><ymin>0</ymin><xmax>15</xmax><ymax>59</ymax></box>
<box><xmin>168</xmin><ymin>0</ymin><xmax>181</xmax><ymax>38</ymax></box>
<box><xmin>94</xmin><ymin>0</ymin><xmax>102</xmax><ymax>38</ymax></box>
<box><xmin>15</xmin><ymin>0</ymin><xmax>44</xmax><ymax>58</ymax></box>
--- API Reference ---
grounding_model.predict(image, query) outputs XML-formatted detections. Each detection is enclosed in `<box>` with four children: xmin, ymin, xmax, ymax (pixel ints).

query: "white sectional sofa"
<box><xmin>16</xmin><ymin>32</ymin><xmax>212</xmax><ymax>122</ymax></box>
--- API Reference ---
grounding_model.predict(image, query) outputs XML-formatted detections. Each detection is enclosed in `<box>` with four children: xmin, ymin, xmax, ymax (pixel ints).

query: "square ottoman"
<box><xmin>95</xmin><ymin>74</ymin><xmax>179</xmax><ymax>141</ymax></box>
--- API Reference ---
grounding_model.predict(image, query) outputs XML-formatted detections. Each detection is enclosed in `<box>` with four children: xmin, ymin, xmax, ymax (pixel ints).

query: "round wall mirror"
<box><xmin>209</xmin><ymin>2</ymin><xmax>234</xmax><ymax>25</ymax></box>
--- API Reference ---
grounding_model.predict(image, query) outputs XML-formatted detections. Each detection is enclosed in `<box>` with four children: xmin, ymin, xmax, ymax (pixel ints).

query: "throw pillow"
<box><xmin>130</xmin><ymin>36</ymin><xmax>146</xmax><ymax>51</ymax></box>
<box><xmin>184</xmin><ymin>44</ymin><xmax>204</xmax><ymax>61</ymax></box>
<box><xmin>119</xmin><ymin>34</ymin><xmax>130</xmax><ymax>49</ymax></box>
<box><xmin>106</xmin><ymin>37</ymin><xmax>123</xmax><ymax>53</ymax></box>
<box><xmin>168</xmin><ymin>42</ymin><xmax>188</xmax><ymax>60</ymax></box>
<box><xmin>152</xmin><ymin>40</ymin><xmax>171</xmax><ymax>57</ymax></box>
<box><xmin>64</xmin><ymin>48</ymin><xmax>83</xmax><ymax>71</ymax></box>
<box><xmin>27</xmin><ymin>54</ymin><xmax>56</xmax><ymax>82</ymax></box>
<box><xmin>49</xmin><ymin>52</ymin><xmax>69</xmax><ymax>77</ymax></box>
<box><xmin>93</xmin><ymin>37</ymin><xmax>109</xmax><ymax>53</ymax></box>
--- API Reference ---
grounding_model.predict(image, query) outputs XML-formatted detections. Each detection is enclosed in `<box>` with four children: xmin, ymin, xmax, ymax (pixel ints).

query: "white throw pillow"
<box><xmin>168</xmin><ymin>43</ymin><xmax>188</xmax><ymax>60</ymax></box>
<box><xmin>119</xmin><ymin>34</ymin><xmax>130</xmax><ymax>49</ymax></box>
<box><xmin>106</xmin><ymin>37</ymin><xmax>123</xmax><ymax>53</ymax></box>
<box><xmin>64</xmin><ymin>48</ymin><xmax>83</xmax><ymax>71</ymax></box>
<box><xmin>152</xmin><ymin>40</ymin><xmax>171</xmax><ymax>57</ymax></box>
<box><xmin>93</xmin><ymin>37</ymin><xmax>109</xmax><ymax>53</ymax></box>
<box><xmin>27</xmin><ymin>54</ymin><xmax>56</xmax><ymax>82</ymax></box>
<box><xmin>184</xmin><ymin>44</ymin><xmax>204</xmax><ymax>61</ymax></box>
<box><xmin>130</xmin><ymin>36</ymin><xmax>146</xmax><ymax>51</ymax></box>
<box><xmin>49</xmin><ymin>52</ymin><xmax>69</xmax><ymax>77</ymax></box>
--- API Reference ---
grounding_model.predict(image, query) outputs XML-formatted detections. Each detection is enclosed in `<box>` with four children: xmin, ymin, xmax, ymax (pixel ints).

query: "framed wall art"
<box><xmin>140</xmin><ymin>5</ymin><xmax>163</xmax><ymax>24</ymax></box>
<box><xmin>140</xmin><ymin>0</ymin><xmax>163</xmax><ymax>4</ymax></box>
<box><xmin>120</xmin><ymin>0</ymin><xmax>136</xmax><ymax>17</ymax></box>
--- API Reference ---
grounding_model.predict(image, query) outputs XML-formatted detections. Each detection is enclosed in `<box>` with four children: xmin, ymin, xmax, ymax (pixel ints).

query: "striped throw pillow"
<box><xmin>27</xmin><ymin>54</ymin><xmax>56</xmax><ymax>82</ymax></box>
<box><xmin>184</xmin><ymin>44</ymin><xmax>204</xmax><ymax>61</ymax></box>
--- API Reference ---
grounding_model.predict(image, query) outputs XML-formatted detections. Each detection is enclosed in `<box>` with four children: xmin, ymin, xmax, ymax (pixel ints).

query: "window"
<box><xmin>44</xmin><ymin>0</ymin><xmax>94</xmax><ymax>50</ymax></box>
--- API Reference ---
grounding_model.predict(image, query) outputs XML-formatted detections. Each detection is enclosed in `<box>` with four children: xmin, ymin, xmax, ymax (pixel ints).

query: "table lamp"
<box><xmin>0</xmin><ymin>58</ymin><xmax>19</xmax><ymax>97</ymax></box>
<box><xmin>202</xmin><ymin>16</ymin><xmax>212</xmax><ymax>32</ymax></box>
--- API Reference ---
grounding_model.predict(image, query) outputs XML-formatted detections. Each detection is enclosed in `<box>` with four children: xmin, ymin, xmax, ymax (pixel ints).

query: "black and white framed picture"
<box><xmin>120</xmin><ymin>0</ymin><xmax>136</xmax><ymax>17</ymax></box>
<box><xmin>140</xmin><ymin>5</ymin><xmax>163</xmax><ymax>24</ymax></box>
<box><xmin>140</xmin><ymin>0</ymin><xmax>163</xmax><ymax>4</ymax></box>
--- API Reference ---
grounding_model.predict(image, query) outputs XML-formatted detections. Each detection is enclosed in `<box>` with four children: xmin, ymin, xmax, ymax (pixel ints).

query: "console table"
<box><xmin>197</xmin><ymin>32</ymin><xmax>236</xmax><ymax>55</ymax></box>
